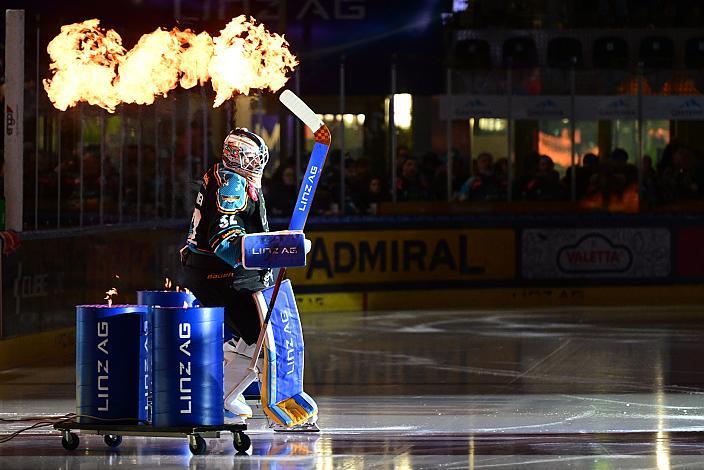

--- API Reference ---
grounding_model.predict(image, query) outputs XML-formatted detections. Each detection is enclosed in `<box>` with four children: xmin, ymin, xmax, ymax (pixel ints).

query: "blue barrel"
<box><xmin>137</xmin><ymin>290</ymin><xmax>199</xmax><ymax>308</ymax></box>
<box><xmin>76</xmin><ymin>305</ymin><xmax>149</xmax><ymax>424</ymax></box>
<box><xmin>152</xmin><ymin>306</ymin><xmax>224</xmax><ymax>427</ymax></box>
<box><xmin>137</xmin><ymin>290</ymin><xmax>200</xmax><ymax>423</ymax></box>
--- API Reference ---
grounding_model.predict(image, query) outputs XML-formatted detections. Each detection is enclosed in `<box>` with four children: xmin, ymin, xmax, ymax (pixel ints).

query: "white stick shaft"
<box><xmin>279</xmin><ymin>89</ymin><xmax>323</xmax><ymax>133</ymax></box>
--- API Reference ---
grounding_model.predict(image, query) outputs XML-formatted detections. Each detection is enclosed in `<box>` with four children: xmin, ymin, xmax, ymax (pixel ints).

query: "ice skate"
<box><xmin>270</xmin><ymin>413</ymin><xmax>320</xmax><ymax>433</ymax></box>
<box><xmin>224</xmin><ymin>394</ymin><xmax>252</xmax><ymax>425</ymax></box>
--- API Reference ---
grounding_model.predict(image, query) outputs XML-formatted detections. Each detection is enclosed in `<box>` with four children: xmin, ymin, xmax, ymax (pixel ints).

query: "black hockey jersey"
<box><xmin>184</xmin><ymin>163</ymin><xmax>270</xmax><ymax>283</ymax></box>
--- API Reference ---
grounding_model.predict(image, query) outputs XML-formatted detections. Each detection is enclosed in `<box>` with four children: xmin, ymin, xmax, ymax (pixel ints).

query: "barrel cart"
<box><xmin>68</xmin><ymin>302</ymin><xmax>242</xmax><ymax>455</ymax></box>
<box><xmin>54</xmin><ymin>421</ymin><xmax>251</xmax><ymax>454</ymax></box>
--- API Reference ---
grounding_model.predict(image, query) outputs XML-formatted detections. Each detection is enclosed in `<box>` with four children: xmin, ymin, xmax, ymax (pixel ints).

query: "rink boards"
<box><xmin>1</xmin><ymin>213</ymin><xmax>704</xmax><ymax>367</ymax></box>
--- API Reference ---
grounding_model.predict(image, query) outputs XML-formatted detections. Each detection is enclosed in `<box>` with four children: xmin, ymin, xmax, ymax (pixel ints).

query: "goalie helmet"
<box><xmin>222</xmin><ymin>128</ymin><xmax>270</xmax><ymax>178</ymax></box>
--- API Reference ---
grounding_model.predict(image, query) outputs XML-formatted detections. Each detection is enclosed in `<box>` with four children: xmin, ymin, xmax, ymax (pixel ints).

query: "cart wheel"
<box><xmin>189</xmin><ymin>435</ymin><xmax>207</xmax><ymax>455</ymax></box>
<box><xmin>104</xmin><ymin>434</ymin><xmax>122</xmax><ymax>448</ymax></box>
<box><xmin>233</xmin><ymin>431</ymin><xmax>251</xmax><ymax>453</ymax></box>
<box><xmin>61</xmin><ymin>432</ymin><xmax>79</xmax><ymax>451</ymax></box>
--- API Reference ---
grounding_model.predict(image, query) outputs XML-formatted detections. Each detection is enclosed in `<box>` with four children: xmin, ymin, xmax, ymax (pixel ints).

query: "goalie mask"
<box><xmin>222</xmin><ymin>128</ymin><xmax>269</xmax><ymax>188</ymax></box>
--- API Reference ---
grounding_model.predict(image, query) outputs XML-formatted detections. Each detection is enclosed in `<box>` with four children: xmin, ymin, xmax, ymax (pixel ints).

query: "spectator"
<box><xmin>610</xmin><ymin>147</ymin><xmax>638</xmax><ymax>186</ymax></box>
<box><xmin>608</xmin><ymin>148</ymin><xmax>637</xmax><ymax>203</ymax></box>
<box><xmin>430</xmin><ymin>148</ymin><xmax>464</xmax><ymax>201</ymax></box>
<box><xmin>565</xmin><ymin>152</ymin><xmax>599</xmax><ymax>200</ymax></box>
<box><xmin>659</xmin><ymin>146</ymin><xmax>701</xmax><ymax>202</ymax></box>
<box><xmin>354</xmin><ymin>157</ymin><xmax>372</xmax><ymax>188</ymax></box>
<box><xmin>356</xmin><ymin>176</ymin><xmax>388</xmax><ymax>215</ymax></box>
<box><xmin>641</xmin><ymin>155</ymin><xmax>658</xmax><ymax>206</ymax></box>
<box><xmin>494</xmin><ymin>157</ymin><xmax>509</xmax><ymax>198</ymax></box>
<box><xmin>584</xmin><ymin>147</ymin><xmax>637</xmax><ymax>210</ymax></box>
<box><xmin>346</xmin><ymin>157</ymin><xmax>374</xmax><ymax>214</ymax></box>
<box><xmin>515</xmin><ymin>151</ymin><xmax>540</xmax><ymax>197</ymax></box>
<box><xmin>266</xmin><ymin>164</ymin><xmax>297</xmax><ymax>216</ymax></box>
<box><xmin>522</xmin><ymin>155</ymin><xmax>563</xmax><ymax>200</ymax></box>
<box><xmin>420</xmin><ymin>152</ymin><xmax>441</xmax><ymax>183</ymax></box>
<box><xmin>396</xmin><ymin>157</ymin><xmax>429</xmax><ymax>201</ymax></box>
<box><xmin>457</xmin><ymin>152</ymin><xmax>503</xmax><ymax>201</ymax></box>
<box><xmin>581</xmin><ymin>153</ymin><xmax>599</xmax><ymax>191</ymax></box>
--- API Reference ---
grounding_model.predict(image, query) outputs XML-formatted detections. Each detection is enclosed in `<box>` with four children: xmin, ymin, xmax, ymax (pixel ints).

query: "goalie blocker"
<box><xmin>242</xmin><ymin>231</ymin><xmax>307</xmax><ymax>270</ymax></box>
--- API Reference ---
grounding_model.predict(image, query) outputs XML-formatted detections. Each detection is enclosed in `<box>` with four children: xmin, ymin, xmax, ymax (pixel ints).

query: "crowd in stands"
<box><xmin>23</xmin><ymin>137</ymin><xmax>704</xmax><ymax>226</ymax></box>
<box><xmin>264</xmin><ymin>142</ymin><xmax>704</xmax><ymax>216</ymax></box>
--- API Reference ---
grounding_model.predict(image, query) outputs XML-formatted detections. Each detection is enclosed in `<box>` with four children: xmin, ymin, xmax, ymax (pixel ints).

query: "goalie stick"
<box><xmin>247</xmin><ymin>90</ymin><xmax>331</xmax><ymax>372</ymax></box>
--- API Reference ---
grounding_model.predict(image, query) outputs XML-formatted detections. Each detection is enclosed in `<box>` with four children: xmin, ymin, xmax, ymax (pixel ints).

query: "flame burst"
<box><xmin>43</xmin><ymin>16</ymin><xmax>298</xmax><ymax>112</ymax></box>
<box><xmin>165</xmin><ymin>277</ymin><xmax>172</xmax><ymax>289</ymax></box>
<box><xmin>105</xmin><ymin>288</ymin><xmax>118</xmax><ymax>307</ymax></box>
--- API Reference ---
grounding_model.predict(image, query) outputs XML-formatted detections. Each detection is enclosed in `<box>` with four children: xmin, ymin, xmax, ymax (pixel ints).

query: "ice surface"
<box><xmin>2</xmin><ymin>306</ymin><xmax>704</xmax><ymax>468</ymax></box>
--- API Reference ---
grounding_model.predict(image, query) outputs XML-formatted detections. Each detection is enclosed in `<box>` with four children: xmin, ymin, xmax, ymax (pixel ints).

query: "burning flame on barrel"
<box><xmin>104</xmin><ymin>288</ymin><xmax>118</xmax><ymax>307</ymax></box>
<box><xmin>164</xmin><ymin>277</ymin><xmax>172</xmax><ymax>289</ymax></box>
<box><xmin>43</xmin><ymin>16</ymin><xmax>298</xmax><ymax>112</ymax></box>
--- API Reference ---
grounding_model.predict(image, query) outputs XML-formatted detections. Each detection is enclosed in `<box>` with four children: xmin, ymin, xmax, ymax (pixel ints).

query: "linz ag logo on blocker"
<box><xmin>251</xmin><ymin>246</ymin><xmax>299</xmax><ymax>255</ymax></box>
<box><xmin>6</xmin><ymin>105</ymin><xmax>15</xmax><ymax>136</ymax></box>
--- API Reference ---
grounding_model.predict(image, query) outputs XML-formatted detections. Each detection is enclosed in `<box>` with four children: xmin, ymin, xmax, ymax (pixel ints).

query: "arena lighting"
<box><xmin>453</xmin><ymin>0</ymin><xmax>470</xmax><ymax>12</ymax></box>
<box><xmin>477</xmin><ymin>118</ymin><xmax>507</xmax><ymax>132</ymax></box>
<box><xmin>323</xmin><ymin>114</ymin><xmax>335</xmax><ymax>122</ymax></box>
<box><xmin>356</xmin><ymin>114</ymin><xmax>366</xmax><ymax>125</ymax></box>
<box><xmin>343</xmin><ymin>114</ymin><xmax>355</xmax><ymax>125</ymax></box>
<box><xmin>394</xmin><ymin>94</ymin><xmax>413</xmax><ymax>130</ymax></box>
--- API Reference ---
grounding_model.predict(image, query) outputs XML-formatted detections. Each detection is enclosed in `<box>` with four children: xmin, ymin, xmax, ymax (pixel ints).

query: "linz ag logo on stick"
<box><xmin>6</xmin><ymin>106</ymin><xmax>15</xmax><ymax>136</ymax></box>
<box><xmin>297</xmin><ymin>166</ymin><xmax>319</xmax><ymax>212</ymax></box>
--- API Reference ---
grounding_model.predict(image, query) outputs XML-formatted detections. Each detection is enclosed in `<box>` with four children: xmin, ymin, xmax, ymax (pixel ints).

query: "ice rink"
<box><xmin>2</xmin><ymin>306</ymin><xmax>704</xmax><ymax>468</ymax></box>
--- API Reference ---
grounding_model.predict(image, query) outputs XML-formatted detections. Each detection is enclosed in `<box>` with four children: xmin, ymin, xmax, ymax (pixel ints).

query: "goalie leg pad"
<box><xmin>253</xmin><ymin>280</ymin><xmax>317</xmax><ymax>427</ymax></box>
